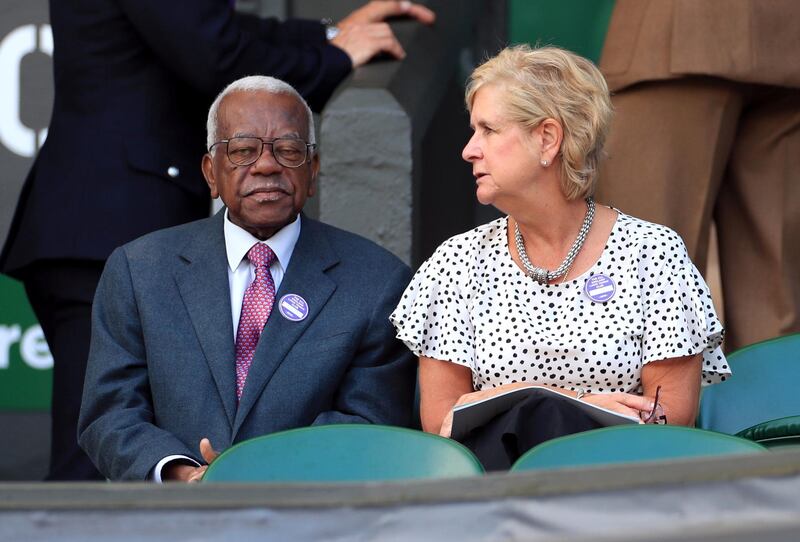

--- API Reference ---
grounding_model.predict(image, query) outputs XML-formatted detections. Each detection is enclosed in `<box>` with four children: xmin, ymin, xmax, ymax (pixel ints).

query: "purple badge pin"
<box><xmin>278</xmin><ymin>294</ymin><xmax>309</xmax><ymax>322</ymax></box>
<box><xmin>584</xmin><ymin>274</ymin><xmax>616</xmax><ymax>303</ymax></box>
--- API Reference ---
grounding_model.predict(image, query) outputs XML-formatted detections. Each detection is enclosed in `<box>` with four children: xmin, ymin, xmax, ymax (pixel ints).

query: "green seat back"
<box><xmin>510</xmin><ymin>425</ymin><xmax>765</xmax><ymax>472</ymax></box>
<box><xmin>697</xmin><ymin>333</ymin><xmax>800</xmax><ymax>435</ymax></box>
<box><xmin>203</xmin><ymin>424</ymin><xmax>484</xmax><ymax>482</ymax></box>
<box><xmin>508</xmin><ymin>0</ymin><xmax>616</xmax><ymax>63</ymax></box>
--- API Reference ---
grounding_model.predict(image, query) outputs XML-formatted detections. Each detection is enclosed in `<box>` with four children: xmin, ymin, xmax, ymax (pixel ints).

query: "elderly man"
<box><xmin>77</xmin><ymin>76</ymin><xmax>415</xmax><ymax>481</ymax></box>
<box><xmin>1</xmin><ymin>0</ymin><xmax>433</xmax><ymax>481</ymax></box>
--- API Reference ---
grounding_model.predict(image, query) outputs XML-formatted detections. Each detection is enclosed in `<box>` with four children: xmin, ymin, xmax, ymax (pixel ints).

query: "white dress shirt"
<box><xmin>224</xmin><ymin>210</ymin><xmax>301</xmax><ymax>338</ymax></box>
<box><xmin>152</xmin><ymin>211</ymin><xmax>302</xmax><ymax>481</ymax></box>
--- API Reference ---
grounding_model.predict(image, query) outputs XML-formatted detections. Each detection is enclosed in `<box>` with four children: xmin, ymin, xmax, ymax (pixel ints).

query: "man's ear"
<box><xmin>201</xmin><ymin>153</ymin><xmax>219</xmax><ymax>199</ymax></box>
<box><xmin>307</xmin><ymin>152</ymin><xmax>320</xmax><ymax>197</ymax></box>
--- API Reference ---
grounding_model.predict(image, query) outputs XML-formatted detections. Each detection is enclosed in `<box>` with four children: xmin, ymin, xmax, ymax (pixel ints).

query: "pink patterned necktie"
<box><xmin>235</xmin><ymin>243</ymin><xmax>277</xmax><ymax>400</ymax></box>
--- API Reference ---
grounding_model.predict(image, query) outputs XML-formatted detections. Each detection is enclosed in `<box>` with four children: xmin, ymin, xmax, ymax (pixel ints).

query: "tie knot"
<box><xmin>247</xmin><ymin>243</ymin><xmax>276</xmax><ymax>269</ymax></box>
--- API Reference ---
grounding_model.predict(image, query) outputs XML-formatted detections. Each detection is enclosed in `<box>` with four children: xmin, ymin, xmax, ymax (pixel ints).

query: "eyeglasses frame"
<box><xmin>641</xmin><ymin>385</ymin><xmax>668</xmax><ymax>424</ymax></box>
<box><xmin>208</xmin><ymin>136</ymin><xmax>317</xmax><ymax>168</ymax></box>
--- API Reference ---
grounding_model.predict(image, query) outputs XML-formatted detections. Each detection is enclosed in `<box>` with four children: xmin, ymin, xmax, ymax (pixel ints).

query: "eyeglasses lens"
<box><xmin>227</xmin><ymin>137</ymin><xmax>308</xmax><ymax>167</ymax></box>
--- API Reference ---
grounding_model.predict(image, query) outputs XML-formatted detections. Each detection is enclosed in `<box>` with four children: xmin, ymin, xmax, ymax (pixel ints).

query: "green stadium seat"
<box><xmin>202</xmin><ymin>424</ymin><xmax>484</xmax><ymax>482</ymax></box>
<box><xmin>510</xmin><ymin>425</ymin><xmax>766</xmax><ymax>471</ymax></box>
<box><xmin>697</xmin><ymin>333</ymin><xmax>800</xmax><ymax>436</ymax></box>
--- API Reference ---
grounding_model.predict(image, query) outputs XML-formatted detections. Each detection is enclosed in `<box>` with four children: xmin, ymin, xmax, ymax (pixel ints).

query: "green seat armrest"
<box><xmin>736</xmin><ymin>415</ymin><xmax>800</xmax><ymax>447</ymax></box>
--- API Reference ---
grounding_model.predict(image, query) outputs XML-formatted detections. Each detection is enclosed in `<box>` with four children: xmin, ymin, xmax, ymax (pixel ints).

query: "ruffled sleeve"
<box><xmin>389</xmin><ymin>240</ymin><xmax>475</xmax><ymax>370</ymax></box>
<box><xmin>638</xmin><ymin>229</ymin><xmax>730</xmax><ymax>384</ymax></box>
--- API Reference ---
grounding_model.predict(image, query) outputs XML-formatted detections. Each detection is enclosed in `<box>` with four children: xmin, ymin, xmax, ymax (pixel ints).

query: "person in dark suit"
<box><xmin>77</xmin><ymin>75</ymin><xmax>415</xmax><ymax>481</ymax></box>
<box><xmin>0</xmin><ymin>0</ymin><xmax>433</xmax><ymax>480</ymax></box>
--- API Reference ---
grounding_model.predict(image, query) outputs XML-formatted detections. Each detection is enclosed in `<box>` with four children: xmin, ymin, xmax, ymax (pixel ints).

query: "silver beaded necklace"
<box><xmin>514</xmin><ymin>197</ymin><xmax>595</xmax><ymax>284</ymax></box>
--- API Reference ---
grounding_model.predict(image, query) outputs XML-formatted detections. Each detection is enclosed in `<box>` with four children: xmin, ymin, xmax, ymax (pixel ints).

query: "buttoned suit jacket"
<box><xmin>0</xmin><ymin>0</ymin><xmax>351</xmax><ymax>276</ymax></box>
<box><xmin>601</xmin><ymin>0</ymin><xmax>800</xmax><ymax>92</ymax></box>
<box><xmin>77</xmin><ymin>212</ymin><xmax>415</xmax><ymax>480</ymax></box>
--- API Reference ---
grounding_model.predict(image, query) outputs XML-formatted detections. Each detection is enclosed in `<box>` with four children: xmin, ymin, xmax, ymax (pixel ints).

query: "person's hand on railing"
<box><xmin>331</xmin><ymin>0</ymin><xmax>436</xmax><ymax>67</ymax></box>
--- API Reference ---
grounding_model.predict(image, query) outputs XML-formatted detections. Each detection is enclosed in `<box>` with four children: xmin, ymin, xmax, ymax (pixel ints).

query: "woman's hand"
<box><xmin>438</xmin><ymin>388</ymin><xmax>502</xmax><ymax>438</ymax></box>
<box><xmin>641</xmin><ymin>354</ymin><xmax>703</xmax><ymax>426</ymax></box>
<box><xmin>439</xmin><ymin>409</ymin><xmax>456</xmax><ymax>438</ymax></box>
<box><xmin>581</xmin><ymin>392</ymin><xmax>656</xmax><ymax>421</ymax></box>
<box><xmin>438</xmin><ymin>383</ymin><xmax>546</xmax><ymax>437</ymax></box>
<box><xmin>440</xmin><ymin>388</ymin><xmax>662</xmax><ymax>436</ymax></box>
<box><xmin>419</xmin><ymin>357</ymin><xmax>474</xmax><ymax>435</ymax></box>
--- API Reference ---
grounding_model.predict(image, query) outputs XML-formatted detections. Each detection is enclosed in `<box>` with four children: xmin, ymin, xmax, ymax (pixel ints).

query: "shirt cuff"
<box><xmin>151</xmin><ymin>455</ymin><xmax>202</xmax><ymax>482</ymax></box>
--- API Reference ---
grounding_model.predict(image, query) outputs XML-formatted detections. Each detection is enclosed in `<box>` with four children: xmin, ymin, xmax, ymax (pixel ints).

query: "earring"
<box><xmin>540</xmin><ymin>159</ymin><xmax>549</xmax><ymax>167</ymax></box>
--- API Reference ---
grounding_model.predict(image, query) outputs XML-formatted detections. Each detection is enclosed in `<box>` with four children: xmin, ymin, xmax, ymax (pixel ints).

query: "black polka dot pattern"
<box><xmin>389</xmin><ymin>213</ymin><xmax>730</xmax><ymax>393</ymax></box>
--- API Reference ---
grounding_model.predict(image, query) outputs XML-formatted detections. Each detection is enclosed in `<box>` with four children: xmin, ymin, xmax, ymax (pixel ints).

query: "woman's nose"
<box><xmin>462</xmin><ymin>133</ymin><xmax>480</xmax><ymax>162</ymax></box>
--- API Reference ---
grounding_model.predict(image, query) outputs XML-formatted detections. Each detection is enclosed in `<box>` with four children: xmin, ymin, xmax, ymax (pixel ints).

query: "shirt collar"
<box><xmin>223</xmin><ymin>210</ymin><xmax>301</xmax><ymax>272</ymax></box>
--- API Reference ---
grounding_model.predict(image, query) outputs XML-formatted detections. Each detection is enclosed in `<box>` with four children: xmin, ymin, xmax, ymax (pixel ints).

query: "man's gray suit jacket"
<box><xmin>78</xmin><ymin>212</ymin><xmax>415</xmax><ymax>480</ymax></box>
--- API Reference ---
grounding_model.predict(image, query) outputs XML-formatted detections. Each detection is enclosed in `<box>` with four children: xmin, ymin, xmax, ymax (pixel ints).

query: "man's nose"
<box><xmin>250</xmin><ymin>143</ymin><xmax>283</xmax><ymax>174</ymax></box>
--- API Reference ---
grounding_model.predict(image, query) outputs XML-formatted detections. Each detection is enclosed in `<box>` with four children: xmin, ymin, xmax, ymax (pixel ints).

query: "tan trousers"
<box><xmin>596</xmin><ymin>77</ymin><xmax>800</xmax><ymax>351</ymax></box>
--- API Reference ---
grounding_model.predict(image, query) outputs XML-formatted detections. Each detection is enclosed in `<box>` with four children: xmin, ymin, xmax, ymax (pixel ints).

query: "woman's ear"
<box><xmin>537</xmin><ymin>118</ymin><xmax>563</xmax><ymax>166</ymax></box>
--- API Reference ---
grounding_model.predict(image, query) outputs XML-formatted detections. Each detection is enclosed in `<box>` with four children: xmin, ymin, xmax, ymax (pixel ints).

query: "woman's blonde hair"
<box><xmin>466</xmin><ymin>45</ymin><xmax>612</xmax><ymax>200</ymax></box>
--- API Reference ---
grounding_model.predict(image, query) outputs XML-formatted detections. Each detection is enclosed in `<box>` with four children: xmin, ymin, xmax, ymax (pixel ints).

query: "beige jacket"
<box><xmin>600</xmin><ymin>0</ymin><xmax>800</xmax><ymax>91</ymax></box>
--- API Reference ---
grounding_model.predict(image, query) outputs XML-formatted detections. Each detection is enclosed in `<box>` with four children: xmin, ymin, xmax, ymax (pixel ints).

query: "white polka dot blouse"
<box><xmin>390</xmin><ymin>212</ymin><xmax>730</xmax><ymax>393</ymax></box>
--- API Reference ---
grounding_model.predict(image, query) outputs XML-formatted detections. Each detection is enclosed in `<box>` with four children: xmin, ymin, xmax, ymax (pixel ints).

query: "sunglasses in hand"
<box><xmin>640</xmin><ymin>385</ymin><xmax>668</xmax><ymax>424</ymax></box>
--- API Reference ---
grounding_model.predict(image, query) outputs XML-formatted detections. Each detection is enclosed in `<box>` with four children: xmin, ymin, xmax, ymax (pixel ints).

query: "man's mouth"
<box><xmin>244</xmin><ymin>187</ymin><xmax>290</xmax><ymax>201</ymax></box>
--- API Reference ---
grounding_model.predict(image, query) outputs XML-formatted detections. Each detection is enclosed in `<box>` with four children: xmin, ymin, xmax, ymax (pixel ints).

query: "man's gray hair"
<box><xmin>206</xmin><ymin>75</ymin><xmax>315</xmax><ymax>151</ymax></box>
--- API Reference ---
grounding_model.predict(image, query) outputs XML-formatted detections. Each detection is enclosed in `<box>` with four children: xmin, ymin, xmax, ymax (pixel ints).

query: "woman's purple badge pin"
<box><xmin>584</xmin><ymin>274</ymin><xmax>616</xmax><ymax>303</ymax></box>
<box><xmin>278</xmin><ymin>294</ymin><xmax>309</xmax><ymax>322</ymax></box>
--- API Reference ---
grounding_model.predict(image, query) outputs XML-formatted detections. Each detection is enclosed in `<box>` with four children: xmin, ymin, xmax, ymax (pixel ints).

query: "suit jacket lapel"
<box><xmin>233</xmin><ymin>216</ymin><xmax>339</xmax><ymax>435</ymax></box>
<box><xmin>174</xmin><ymin>211</ymin><xmax>237</xmax><ymax>429</ymax></box>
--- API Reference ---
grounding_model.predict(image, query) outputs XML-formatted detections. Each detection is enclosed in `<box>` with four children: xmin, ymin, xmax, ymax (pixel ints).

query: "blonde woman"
<box><xmin>390</xmin><ymin>46</ymin><xmax>730</xmax><ymax>469</ymax></box>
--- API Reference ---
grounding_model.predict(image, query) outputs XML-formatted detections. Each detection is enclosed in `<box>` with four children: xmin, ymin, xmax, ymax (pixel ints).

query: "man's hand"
<box><xmin>331</xmin><ymin>1</ymin><xmax>436</xmax><ymax>68</ymax></box>
<box><xmin>162</xmin><ymin>438</ymin><xmax>220</xmax><ymax>483</ymax></box>
<box><xmin>163</xmin><ymin>463</ymin><xmax>207</xmax><ymax>482</ymax></box>
<box><xmin>339</xmin><ymin>0</ymin><xmax>436</xmax><ymax>27</ymax></box>
<box><xmin>199</xmin><ymin>437</ymin><xmax>220</xmax><ymax>464</ymax></box>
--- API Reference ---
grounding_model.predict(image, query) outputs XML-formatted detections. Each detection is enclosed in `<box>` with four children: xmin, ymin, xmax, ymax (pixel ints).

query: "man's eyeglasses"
<box><xmin>209</xmin><ymin>136</ymin><xmax>316</xmax><ymax>168</ymax></box>
<box><xmin>641</xmin><ymin>385</ymin><xmax>668</xmax><ymax>424</ymax></box>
